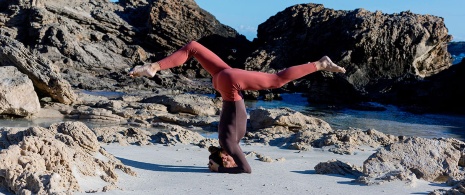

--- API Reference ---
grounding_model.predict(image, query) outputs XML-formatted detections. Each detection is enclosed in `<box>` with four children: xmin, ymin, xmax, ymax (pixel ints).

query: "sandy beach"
<box><xmin>67</xmin><ymin>143</ymin><xmax>446</xmax><ymax>195</ymax></box>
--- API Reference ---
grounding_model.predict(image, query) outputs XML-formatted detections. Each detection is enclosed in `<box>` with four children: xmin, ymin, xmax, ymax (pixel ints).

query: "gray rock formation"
<box><xmin>0</xmin><ymin>66</ymin><xmax>40</xmax><ymax>116</ymax></box>
<box><xmin>246</xmin><ymin>3</ymin><xmax>453</xmax><ymax>104</ymax></box>
<box><xmin>142</xmin><ymin>94</ymin><xmax>221</xmax><ymax>116</ymax></box>
<box><xmin>249</xmin><ymin>107</ymin><xmax>331</xmax><ymax>131</ymax></box>
<box><xmin>0</xmin><ymin>36</ymin><xmax>77</xmax><ymax>105</ymax></box>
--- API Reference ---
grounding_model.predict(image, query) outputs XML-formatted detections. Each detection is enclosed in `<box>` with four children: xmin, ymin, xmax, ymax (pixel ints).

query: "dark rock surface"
<box><xmin>246</xmin><ymin>4</ymin><xmax>453</xmax><ymax>105</ymax></box>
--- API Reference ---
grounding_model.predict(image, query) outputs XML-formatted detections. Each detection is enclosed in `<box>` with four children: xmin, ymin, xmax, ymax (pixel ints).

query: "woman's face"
<box><xmin>220</xmin><ymin>151</ymin><xmax>237</xmax><ymax>168</ymax></box>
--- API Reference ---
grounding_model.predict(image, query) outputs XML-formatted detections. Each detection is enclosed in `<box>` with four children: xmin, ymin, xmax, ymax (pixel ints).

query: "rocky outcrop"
<box><xmin>391</xmin><ymin>59</ymin><xmax>465</xmax><ymax>114</ymax></box>
<box><xmin>360</xmin><ymin>137</ymin><xmax>465</xmax><ymax>185</ymax></box>
<box><xmin>0</xmin><ymin>36</ymin><xmax>77</xmax><ymax>105</ymax></box>
<box><xmin>0</xmin><ymin>0</ymin><xmax>248</xmax><ymax>99</ymax></box>
<box><xmin>142</xmin><ymin>94</ymin><xmax>222</xmax><ymax>116</ymax></box>
<box><xmin>0</xmin><ymin>66</ymin><xmax>40</xmax><ymax>117</ymax></box>
<box><xmin>92</xmin><ymin>126</ymin><xmax>153</xmax><ymax>146</ymax></box>
<box><xmin>152</xmin><ymin>123</ymin><xmax>207</xmax><ymax>146</ymax></box>
<box><xmin>0</xmin><ymin>122</ymin><xmax>136</xmax><ymax>194</ymax></box>
<box><xmin>310</xmin><ymin>128</ymin><xmax>400</xmax><ymax>154</ymax></box>
<box><xmin>249</xmin><ymin>107</ymin><xmax>331</xmax><ymax>131</ymax></box>
<box><xmin>246</xmin><ymin>3</ymin><xmax>452</xmax><ymax>104</ymax></box>
<box><xmin>315</xmin><ymin>159</ymin><xmax>364</xmax><ymax>177</ymax></box>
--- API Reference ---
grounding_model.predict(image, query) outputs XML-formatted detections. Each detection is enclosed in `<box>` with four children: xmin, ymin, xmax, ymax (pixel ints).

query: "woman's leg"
<box><xmin>129</xmin><ymin>41</ymin><xmax>231</xmax><ymax>77</ymax></box>
<box><xmin>215</xmin><ymin>56</ymin><xmax>345</xmax><ymax>98</ymax></box>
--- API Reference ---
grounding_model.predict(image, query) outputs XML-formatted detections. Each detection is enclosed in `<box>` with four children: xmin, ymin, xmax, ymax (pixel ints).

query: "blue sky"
<box><xmin>195</xmin><ymin>0</ymin><xmax>465</xmax><ymax>42</ymax></box>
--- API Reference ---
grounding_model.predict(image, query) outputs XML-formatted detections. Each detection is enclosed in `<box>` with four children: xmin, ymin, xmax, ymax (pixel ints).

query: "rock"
<box><xmin>249</xmin><ymin>107</ymin><xmax>331</xmax><ymax>132</ymax></box>
<box><xmin>315</xmin><ymin>159</ymin><xmax>364</xmax><ymax>177</ymax></box>
<box><xmin>50</xmin><ymin>121</ymin><xmax>100</xmax><ymax>152</ymax></box>
<box><xmin>311</xmin><ymin>128</ymin><xmax>399</xmax><ymax>154</ymax></box>
<box><xmin>0</xmin><ymin>36</ymin><xmax>78</xmax><ymax>105</ymax></box>
<box><xmin>394</xmin><ymin>59</ymin><xmax>465</xmax><ymax>114</ymax></box>
<box><xmin>362</xmin><ymin>137</ymin><xmax>464</xmax><ymax>184</ymax></box>
<box><xmin>92</xmin><ymin>126</ymin><xmax>152</xmax><ymax>146</ymax></box>
<box><xmin>246</xmin><ymin>3</ymin><xmax>452</xmax><ymax>104</ymax></box>
<box><xmin>147</xmin><ymin>0</ymin><xmax>242</xmax><ymax>51</ymax></box>
<box><xmin>0</xmin><ymin>66</ymin><xmax>41</xmax><ymax>116</ymax></box>
<box><xmin>0</xmin><ymin>122</ymin><xmax>136</xmax><ymax>194</ymax></box>
<box><xmin>152</xmin><ymin>123</ymin><xmax>206</xmax><ymax>146</ymax></box>
<box><xmin>142</xmin><ymin>94</ymin><xmax>221</xmax><ymax>116</ymax></box>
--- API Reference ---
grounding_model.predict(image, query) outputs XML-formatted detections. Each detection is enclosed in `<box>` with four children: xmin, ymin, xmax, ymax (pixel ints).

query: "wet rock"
<box><xmin>0</xmin><ymin>66</ymin><xmax>40</xmax><ymax>117</ymax></box>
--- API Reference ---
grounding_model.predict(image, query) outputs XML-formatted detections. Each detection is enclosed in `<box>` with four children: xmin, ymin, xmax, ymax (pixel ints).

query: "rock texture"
<box><xmin>361</xmin><ymin>137</ymin><xmax>465</xmax><ymax>185</ymax></box>
<box><xmin>0</xmin><ymin>122</ymin><xmax>136</xmax><ymax>194</ymax></box>
<box><xmin>1</xmin><ymin>0</ymin><xmax>463</xmax><ymax>113</ymax></box>
<box><xmin>246</xmin><ymin>3</ymin><xmax>453</xmax><ymax>104</ymax></box>
<box><xmin>0</xmin><ymin>66</ymin><xmax>41</xmax><ymax>116</ymax></box>
<box><xmin>0</xmin><ymin>36</ymin><xmax>77</xmax><ymax>105</ymax></box>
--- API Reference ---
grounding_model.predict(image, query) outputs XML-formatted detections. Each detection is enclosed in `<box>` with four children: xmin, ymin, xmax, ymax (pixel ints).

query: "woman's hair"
<box><xmin>208</xmin><ymin>146</ymin><xmax>223</xmax><ymax>167</ymax></box>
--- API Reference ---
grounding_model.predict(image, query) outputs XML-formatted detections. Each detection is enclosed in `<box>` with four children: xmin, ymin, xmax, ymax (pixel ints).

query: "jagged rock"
<box><xmin>311</xmin><ymin>128</ymin><xmax>400</xmax><ymax>154</ymax></box>
<box><xmin>249</xmin><ymin>107</ymin><xmax>331</xmax><ymax>132</ymax></box>
<box><xmin>92</xmin><ymin>126</ymin><xmax>152</xmax><ymax>146</ymax></box>
<box><xmin>154</xmin><ymin>112</ymin><xmax>218</xmax><ymax>127</ymax></box>
<box><xmin>142</xmin><ymin>94</ymin><xmax>221</xmax><ymax>116</ymax></box>
<box><xmin>0</xmin><ymin>36</ymin><xmax>77</xmax><ymax>105</ymax></box>
<box><xmin>147</xmin><ymin>0</ymin><xmax>241</xmax><ymax>51</ymax></box>
<box><xmin>0</xmin><ymin>121</ymin><xmax>136</xmax><ymax>194</ymax></box>
<box><xmin>315</xmin><ymin>159</ymin><xmax>364</xmax><ymax>177</ymax></box>
<box><xmin>362</xmin><ymin>137</ymin><xmax>465</xmax><ymax>184</ymax></box>
<box><xmin>247</xmin><ymin>3</ymin><xmax>452</xmax><ymax>104</ymax></box>
<box><xmin>0</xmin><ymin>66</ymin><xmax>41</xmax><ymax>116</ymax></box>
<box><xmin>152</xmin><ymin>123</ymin><xmax>206</xmax><ymax>146</ymax></box>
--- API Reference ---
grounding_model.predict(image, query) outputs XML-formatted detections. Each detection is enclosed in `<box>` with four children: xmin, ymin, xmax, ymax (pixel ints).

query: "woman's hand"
<box><xmin>208</xmin><ymin>159</ymin><xmax>219</xmax><ymax>172</ymax></box>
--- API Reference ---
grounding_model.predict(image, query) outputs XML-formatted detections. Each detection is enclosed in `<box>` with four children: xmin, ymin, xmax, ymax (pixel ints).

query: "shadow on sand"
<box><xmin>117</xmin><ymin>157</ymin><xmax>208</xmax><ymax>173</ymax></box>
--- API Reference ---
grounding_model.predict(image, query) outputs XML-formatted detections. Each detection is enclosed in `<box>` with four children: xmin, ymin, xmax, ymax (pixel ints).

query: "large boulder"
<box><xmin>246</xmin><ymin>4</ymin><xmax>452</xmax><ymax>103</ymax></box>
<box><xmin>0</xmin><ymin>36</ymin><xmax>77</xmax><ymax>105</ymax></box>
<box><xmin>361</xmin><ymin>137</ymin><xmax>465</xmax><ymax>184</ymax></box>
<box><xmin>0</xmin><ymin>66</ymin><xmax>40</xmax><ymax>116</ymax></box>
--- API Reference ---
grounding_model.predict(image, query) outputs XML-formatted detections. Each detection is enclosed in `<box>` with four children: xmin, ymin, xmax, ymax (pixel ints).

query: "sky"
<box><xmin>194</xmin><ymin>0</ymin><xmax>465</xmax><ymax>42</ymax></box>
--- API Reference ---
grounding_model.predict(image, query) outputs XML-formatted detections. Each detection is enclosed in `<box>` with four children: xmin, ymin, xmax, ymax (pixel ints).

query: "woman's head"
<box><xmin>208</xmin><ymin>146</ymin><xmax>237</xmax><ymax>168</ymax></box>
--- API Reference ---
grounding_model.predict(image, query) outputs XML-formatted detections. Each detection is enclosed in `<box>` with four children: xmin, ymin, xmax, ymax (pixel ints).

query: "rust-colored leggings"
<box><xmin>158</xmin><ymin>41</ymin><xmax>317</xmax><ymax>173</ymax></box>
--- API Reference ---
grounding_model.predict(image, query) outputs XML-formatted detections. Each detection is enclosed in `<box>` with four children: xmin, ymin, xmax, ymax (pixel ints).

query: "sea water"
<box><xmin>1</xmin><ymin>93</ymin><xmax>464</xmax><ymax>141</ymax></box>
<box><xmin>244</xmin><ymin>93</ymin><xmax>465</xmax><ymax>141</ymax></box>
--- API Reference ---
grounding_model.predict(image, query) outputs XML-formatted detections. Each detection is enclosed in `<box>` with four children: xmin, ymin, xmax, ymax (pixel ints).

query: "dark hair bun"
<box><xmin>208</xmin><ymin>146</ymin><xmax>223</xmax><ymax>167</ymax></box>
<box><xmin>208</xmin><ymin>146</ymin><xmax>221</xmax><ymax>153</ymax></box>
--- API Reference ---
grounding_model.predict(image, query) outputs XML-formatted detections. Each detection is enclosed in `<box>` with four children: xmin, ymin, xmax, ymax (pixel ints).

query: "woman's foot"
<box><xmin>128</xmin><ymin>62</ymin><xmax>160</xmax><ymax>78</ymax></box>
<box><xmin>315</xmin><ymin>56</ymin><xmax>346</xmax><ymax>73</ymax></box>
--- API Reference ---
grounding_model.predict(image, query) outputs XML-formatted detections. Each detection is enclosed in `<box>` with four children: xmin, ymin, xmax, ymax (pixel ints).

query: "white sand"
<box><xmin>73</xmin><ymin>143</ymin><xmax>448</xmax><ymax>195</ymax></box>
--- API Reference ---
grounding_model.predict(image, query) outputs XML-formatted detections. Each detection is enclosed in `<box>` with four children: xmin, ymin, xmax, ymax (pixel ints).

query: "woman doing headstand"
<box><xmin>129</xmin><ymin>41</ymin><xmax>345</xmax><ymax>174</ymax></box>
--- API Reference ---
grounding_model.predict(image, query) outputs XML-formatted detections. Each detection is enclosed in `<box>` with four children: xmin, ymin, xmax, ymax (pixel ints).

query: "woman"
<box><xmin>129</xmin><ymin>41</ymin><xmax>345</xmax><ymax>173</ymax></box>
